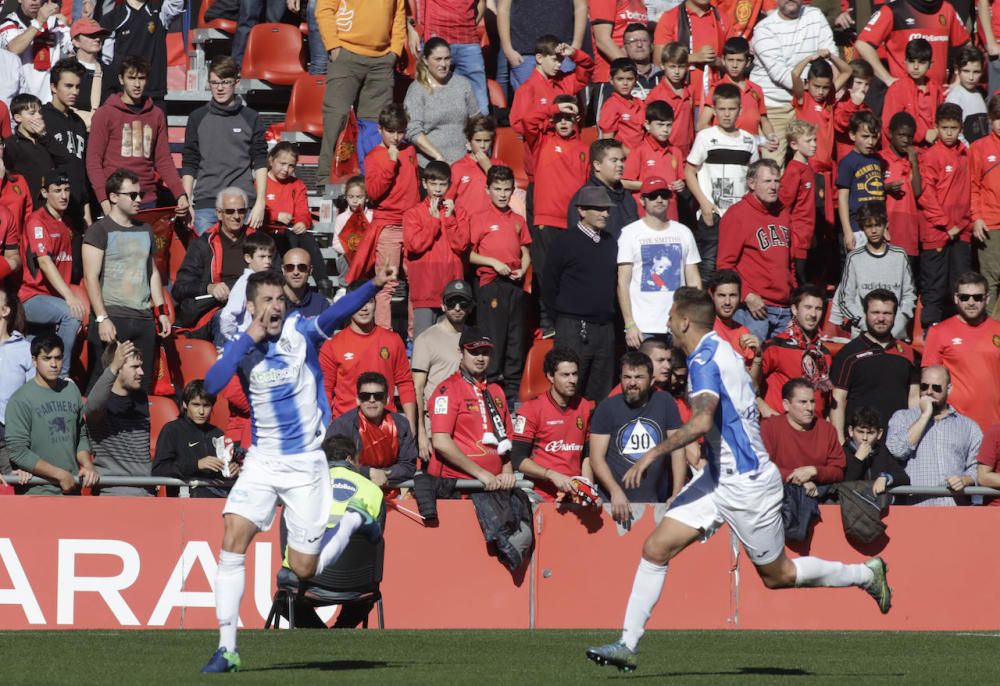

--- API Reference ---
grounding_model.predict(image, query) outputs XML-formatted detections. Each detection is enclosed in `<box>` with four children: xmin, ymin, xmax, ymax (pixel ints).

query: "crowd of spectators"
<box><xmin>1</xmin><ymin>0</ymin><xmax>1000</xmax><ymax>518</ymax></box>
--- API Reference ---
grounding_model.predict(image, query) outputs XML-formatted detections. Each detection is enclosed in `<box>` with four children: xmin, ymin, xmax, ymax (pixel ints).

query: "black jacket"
<box><xmin>152</xmin><ymin>415</ymin><xmax>225</xmax><ymax>480</ymax></box>
<box><xmin>843</xmin><ymin>441</ymin><xmax>910</xmax><ymax>488</ymax></box>
<box><xmin>541</xmin><ymin>223</ymin><xmax>618</xmax><ymax>323</ymax></box>
<box><xmin>565</xmin><ymin>173</ymin><xmax>639</xmax><ymax>241</ymax></box>
<box><xmin>325</xmin><ymin>408</ymin><xmax>417</xmax><ymax>486</ymax></box>
<box><xmin>2</xmin><ymin>129</ymin><xmax>72</xmax><ymax>210</ymax></box>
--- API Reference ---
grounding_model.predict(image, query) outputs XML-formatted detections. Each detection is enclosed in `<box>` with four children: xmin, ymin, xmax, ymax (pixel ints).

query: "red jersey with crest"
<box><xmin>647</xmin><ymin>80</ymin><xmax>695</xmax><ymax>156</ymax></box>
<box><xmin>917</xmin><ymin>140</ymin><xmax>970</xmax><ymax>249</ymax></box>
<box><xmin>19</xmin><ymin>207</ymin><xmax>73</xmax><ymax>301</ymax></box>
<box><xmin>598</xmin><ymin>91</ymin><xmax>645</xmax><ymax>150</ymax></box>
<box><xmin>704</xmin><ymin>75</ymin><xmax>766</xmax><ymax>136</ymax></box>
<box><xmin>467</xmin><ymin>203</ymin><xmax>531</xmax><ymax>286</ymax></box>
<box><xmin>521</xmin><ymin>103</ymin><xmax>590</xmax><ymax>228</ymax></box>
<box><xmin>513</xmin><ymin>391</ymin><xmax>591</xmax><ymax>501</ymax></box>
<box><xmin>446</xmin><ymin>153</ymin><xmax>503</xmax><ymax>218</ymax></box>
<box><xmin>794</xmin><ymin>90</ymin><xmax>834</xmax><ymax>171</ymax></box>
<box><xmin>881</xmin><ymin>76</ymin><xmax>942</xmax><ymax>147</ymax></box>
<box><xmin>654</xmin><ymin>2</ymin><xmax>726</xmax><ymax>103</ymax></box>
<box><xmin>590</xmin><ymin>0</ymin><xmax>648</xmax><ymax>82</ymax></box>
<box><xmin>319</xmin><ymin>325</ymin><xmax>417</xmax><ymax>417</ymax></box>
<box><xmin>882</xmin><ymin>145</ymin><xmax>921</xmax><ymax>256</ymax></box>
<box><xmin>923</xmin><ymin>314</ymin><xmax>1000</xmax><ymax>433</ymax></box>
<box><xmin>622</xmin><ymin>134</ymin><xmax>683</xmax><ymax>221</ymax></box>
<box><xmin>364</xmin><ymin>143</ymin><xmax>421</xmax><ymax>226</ymax></box>
<box><xmin>263</xmin><ymin>174</ymin><xmax>312</xmax><ymax>228</ymax></box>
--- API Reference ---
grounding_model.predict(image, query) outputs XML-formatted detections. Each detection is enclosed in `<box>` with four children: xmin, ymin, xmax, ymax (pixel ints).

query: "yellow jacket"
<box><xmin>315</xmin><ymin>0</ymin><xmax>406</xmax><ymax>58</ymax></box>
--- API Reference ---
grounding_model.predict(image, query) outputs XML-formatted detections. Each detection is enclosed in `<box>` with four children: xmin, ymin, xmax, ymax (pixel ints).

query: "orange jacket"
<box><xmin>315</xmin><ymin>0</ymin><xmax>406</xmax><ymax>57</ymax></box>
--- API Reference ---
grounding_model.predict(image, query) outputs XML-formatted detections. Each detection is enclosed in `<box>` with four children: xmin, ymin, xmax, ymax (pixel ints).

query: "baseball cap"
<box><xmin>459</xmin><ymin>327</ymin><xmax>494</xmax><ymax>350</ymax></box>
<box><xmin>576</xmin><ymin>185</ymin><xmax>614</xmax><ymax>208</ymax></box>
<box><xmin>641</xmin><ymin>176</ymin><xmax>671</xmax><ymax>196</ymax></box>
<box><xmin>71</xmin><ymin>18</ymin><xmax>110</xmax><ymax>38</ymax></box>
<box><xmin>442</xmin><ymin>279</ymin><xmax>474</xmax><ymax>303</ymax></box>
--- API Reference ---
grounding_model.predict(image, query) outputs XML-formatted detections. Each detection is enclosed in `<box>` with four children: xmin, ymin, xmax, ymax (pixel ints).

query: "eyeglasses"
<box><xmin>114</xmin><ymin>191</ymin><xmax>141</xmax><ymax>201</ymax></box>
<box><xmin>624</xmin><ymin>37</ymin><xmax>650</xmax><ymax>45</ymax></box>
<box><xmin>283</xmin><ymin>263</ymin><xmax>309</xmax><ymax>273</ymax></box>
<box><xmin>220</xmin><ymin>208</ymin><xmax>247</xmax><ymax>216</ymax></box>
<box><xmin>358</xmin><ymin>391</ymin><xmax>387</xmax><ymax>402</ymax></box>
<box><xmin>445</xmin><ymin>298</ymin><xmax>471</xmax><ymax>310</ymax></box>
<box><xmin>919</xmin><ymin>383</ymin><xmax>944</xmax><ymax>393</ymax></box>
<box><xmin>957</xmin><ymin>293</ymin><xmax>986</xmax><ymax>302</ymax></box>
<box><xmin>208</xmin><ymin>79</ymin><xmax>236</xmax><ymax>88</ymax></box>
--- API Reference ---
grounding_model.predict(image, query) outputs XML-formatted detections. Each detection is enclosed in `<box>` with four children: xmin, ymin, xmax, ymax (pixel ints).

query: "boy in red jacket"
<box><xmin>509</xmin><ymin>35</ymin><xmax>594</xmax><ymax>184</ymax></box>
<box><xmin>918</xmin><ymin>103</ymin><xmax>971</xmax><ymax>328</ymax></box>
<box><xmin>881</xmin><ymin>39</ymin><xmax>941</xmax><ymax>149</ymax></box>
<box><xmin>883</xmin><ymin>112</ymin><xmax>923</xmax><ymax>266</ymax></box>
<box><xmin>648</xmin><ymin>43</ymin><xmax>695</xmax><ymax>156</ymax></box>
<box><xmin>779</xmin><ymin>119</ymin><xmax>818</xmax><ymax>287</ymax></box>
<box><xmin>404</xmin><ymin>161</ymin><xmax>468</xmax><ymax>339</ymax></box>
<box><xmin>622</xmin><ymin>100</ymin><xmax>686</xmax><ymax>220</ymax></box>
<box><xmin>833</xmin><ymin>60</ymin><xmax>873</xmax><ymax>163</ymax></box>
<box><xmin>349</xmin><ymin>103</ymin><xmax>421</xmax><ymax>331</ymax></box>
<box><xmin>696</xmin><ymin>37</ymin><xmax>776</xmax><ymax>150</ymax></box>
<box><xmin>598</xmin><ymin>58</ymin><xmax>644</xmax><ymax>153</ymax></box>
<box><xmin>468</xmin><ymin>166</ymin><xmax>531</xmax><ymax>405</ymax></box>
<box><xmin>447</xmin><ymin>114</ymin><xmax>502</xmax><ymax>218</ymax></box>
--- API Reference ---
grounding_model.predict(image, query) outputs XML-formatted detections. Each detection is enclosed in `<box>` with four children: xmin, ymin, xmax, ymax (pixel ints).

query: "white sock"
<box><xmin>215</xmin><ymin>550</ymin><xmax>245</xmax><ymax>651</ymax></box>
<box><xmin>621</xmin><ymin>559</ymin><xmax>668</xmax><ymax>652</ymax></box>
<box><xmin>316</xmin><ymin>511</ymin><xmax>363</xmax><ymax>572</ymax></box>
<box><xmin>792</xmin><ymin>556</ymin><xmax>874</xmax><ymax>588</ymax></box>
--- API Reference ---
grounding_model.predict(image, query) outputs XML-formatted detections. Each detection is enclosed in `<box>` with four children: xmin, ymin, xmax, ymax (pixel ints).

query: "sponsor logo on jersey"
<box><xmin>544</xmin><ymin>440</ymin><xmax>584</xmax><ymax>453</ymax></box>
<box><xmin>331</xmin><ymin>477</ymin><xmax>359</xmax><ymax>503</ymax></box>
<box><xmin>434</xmin><ymin>396</ymin><xmax>449</xmax><ymax>414</ymax></box>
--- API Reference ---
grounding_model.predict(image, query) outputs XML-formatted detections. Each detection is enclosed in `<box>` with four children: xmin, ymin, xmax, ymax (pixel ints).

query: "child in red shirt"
<box><xmin>468</xmin><ymin>166</ymin><xmax>531</xmax><ymax>404</ymax></box>
<box><xmin>598</xmin><ymin>58</ymin><xmax>645</xmax><ymax>153</ymax></box>
<box><xmin>404</xmin><ymin>160</ymin><xmax>468</xmax><ymax>338</ymax></box>
<box><xmin>648</xmin><ymin>43</ymin><xmax>695</xmax><ymax>157</ymax></box>
<box><xmin>348</xmin><ymin>104</ymin><xmax>421</xmax><ymax>332</ymax></box>
<box><xmin>918</xmin><ymin>103</ymin><xmax>971</xmax><ymax>327</ymax></box>
<box><xmin>447</xmin><ymin>114</ymin><xmax>502</xmax><ymax>219</ymax></box>
<box><xmin>622</xmin><ymin>99</ymin><xmax>686</xmax><ymax>220</ymax></box>
<box><xmin>262</xmin><ymin>142</ymin><xmax>331</xmax><ymax>294</ymax></box>
<box><xmin>779</xmin><ymin>119</ymin><xmax>818</xmax><ymax>287</ymax></box>
<box><xmin>833</xmin><ymin>60</ymin><xmax>873</xmax><ymax>163</ymax></box>
<box><xmin>883</xmin><ymin>112</ymin><xmax>923</xmax><ymax>262</ymax></box>
<box><xmin>696</xmin><ymin>37</ymin><xmax>776</xmax><ymax>151</ymax></box>
<box><xmin>881</xmin><ymin>38</ymin><xmax>942</xmax><ymax>148</ymax></box>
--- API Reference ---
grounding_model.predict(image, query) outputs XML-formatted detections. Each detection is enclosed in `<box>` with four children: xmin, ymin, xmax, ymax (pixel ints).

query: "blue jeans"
<box><xmin>194</xmin><ymin>208</ymin><xmax>217</xmax><ymax>237</ymax></box>
<box><xmin>232</xmin><ymin>0</ymin><xmax>287</xmax><ymax>65</ymax></box>
<box><xmin>450</xmin><ymin>42</ymin><xmax>488</xmax><ymax>114</ymax></box>
<box><xmin>23</xmin><ymin>295</ymin><xmax>81</xmax><ymax>376</ymax></box>
<box><xmin>509</xmin><ymin>55</ymin><xmax>536</xmax><ymax>93</ymax></box>
<box><xmin>306</xmin><ymin>0</ymin><xmax>326</xmax><ymax>75</ymax></box>
<box><xmin>732</xmin><ymin>304</ymin><xmax>792</xmax><ymax>345</ymax></box>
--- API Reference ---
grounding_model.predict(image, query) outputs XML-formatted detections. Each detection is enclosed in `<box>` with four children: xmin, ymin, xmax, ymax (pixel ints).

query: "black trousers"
<box><xmin>530</xmin><ymin>225</ymin><xmax>559</xmax><ymax>330</ymax></box>
<box><xmin>920</xmin><ymin>247</ymin><xmax>949</xmax><ymax>328</ymax></box>
<box><xmin>477</xmin><ymin>278</ymin><xmax>525</xmax><ymax>401</ymax></box>
<box><xmin>87</xmin><ymin>314</ymin><xmax>157</xmax><ymax>394</ymax></box>
<box><xmin>554</xmin><ymin>315</ymin><xmax>614</xmax><ymax>401</ymax></box>
<box><xmin>694</xmin><ymin>214</ymin><xmax>720</xmax><ymax>285</ymax></box>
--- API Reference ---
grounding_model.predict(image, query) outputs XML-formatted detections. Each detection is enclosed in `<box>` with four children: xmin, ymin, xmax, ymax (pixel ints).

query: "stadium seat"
<box><xmin>148</xmin><ymin>395</ymin><xmax>180</xmax><ymax>496</ymax></box>
<box><xmin>174</xmin><ymin>338</ymin><xmax>220</xmax><ymax>388</ymax></box>
<box><xmin>494</xmin><ymin>127</ymin><xmax>528</xmax><ymax>189</ymax></box>
<box><xmin>284</xmin><ymin>74</ymin><xmax>326</xmax><ymax>137</ymax></box>
<box><xmin>168</xmin><ymin>230</ymin><xmax>188</xmax><ymax>284</ymax></box>
<box><xmin>518</xmin><ymin>337</ymin><xmax>554</xmax><ymax>402</ymax></box>
<box><xmin>911</xmin><ymin>299</ymin><xmax>925</xmax><ymax>354</ymax></box>
<box><xmin>241</xmin><ymin>23</ymin><xmax>307</xmax><ymax>86</ymax></box>
<box><xmin>820</xmin><ymin>313</ymin><xmax>852</xmax><ymax>357</ymax></box>
<box><xmin>197</xmin><ymin>0</ymin><xmax>236</xmax><ymax>33</ymax></box>
<box><xmin>487</xmin><ymin>79</ymin><xmax>507</xmax><ymax>109</ymax></box>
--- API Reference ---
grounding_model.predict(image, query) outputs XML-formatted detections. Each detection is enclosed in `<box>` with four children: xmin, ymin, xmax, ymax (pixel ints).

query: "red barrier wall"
<box><xmin>1</xmin><ymin>498</ymin><xmax>997</xmax><ymax>630</ymax></box>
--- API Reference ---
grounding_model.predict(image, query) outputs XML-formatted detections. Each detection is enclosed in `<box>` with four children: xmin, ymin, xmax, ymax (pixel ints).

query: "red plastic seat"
<box><xmin>284</xmin><ymin>74</ymin><xmax>326</xmax><ymax>137</ymax></box>
<box><xmin>197</xmin><ymin>0</ymin><xmax>236</xmax><ymax>33</ymax></box>
<box><xmin>487</xmin><ymin>79</ymin><xmax>507</xmax><ymax>109</ymax></box>
<box><xmin>168</xmin><ymin>232</ymin><xmax>188</xmax><ymax>284</ymax></box>
<box><xmin>911</xmin><ymin>299</ymin><xmax>925</xmax><ymax>354</ymax></box>
<box><xmin>494</xmin><ymin>127</ymin><xmax>528</xmax><ymax>189</ymax></box>
<box><xmin>518</xmin><ymin>338</ymin><xmax>555</xmax><ymax>402</ymax></box>
<box><xmin>241</xmin><ymin>23</ymin><xmax>307</xmax><ymax>86</ymax></box>
<box><xmin>148</xmin><ymin>395</ymin><xmax>179</xmax><ymax>454</ymax></box>
<box><xmin>174</xmin><ymin>339</ymin><xmax>220</xmax><ymax>388</ymax></box>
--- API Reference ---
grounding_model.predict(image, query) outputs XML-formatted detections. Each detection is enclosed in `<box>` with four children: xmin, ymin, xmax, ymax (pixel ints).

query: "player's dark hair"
<box><xmin>848</xmin><ymin>406</ymin><xmax>884</xmax><ymax>432</ymax></box>
<box><xmin>100</xmin><ymin>340</ymin><xmax>143</xmax><ymax>369</ymax></box>
<box><xmin>712</xmin><ymin>82</ymin><xmax>741</xmax><ymax>105</ymax></box>
<box><xmin>106</xmin><ymin>168</ymin><xmax>140</xmax><ymax>197</ymax></box>
<box><xmin>246</xmin><ymin>270</ymin><xmax>285</xmax><ymax>302</ymax></box>
<box><xmin>849</xmin><ymin>58</ymin><xmax>874</xmax><ymax>81</ymax></box>
<box><xmin>849</xmin><ymin>110</ymin><xmax>880</xmax><ymax>135</ymax></box>
<box><xmin>422</xmin><ymin>160</ymin><xmax>451</xmax><ymax>183</ymax></box>
<box><xmin>487</xmin><ymin>165</ymin><xmax>515</xmax><ymax>187</ymax></box>
<box><xmin>863</xmin><ymin>288</ymin><xmax>898</xmax><ymax>314</ymax></box>
<box><xmin>544</xmin><ymin>347</ymin><xmax>581</xmax><ymax>377</ymax></box>
<box><xmin>322</xmin><ymin>434</ymin><xmax>358</xmax><ymax>465</ymax></box>
<box><xmin>781</xmin><ymin>377</ymin><xmax>814</xmax><ymax>401</ymax></box>
<box><xmin>888</xmin><ymin>111</ymin><xmax>916</xmax><ymax>133</ymax></box>
<box><xmin>989</xmin><ymin>94</ymin><xmax>1000</xmax><ymax>121</ymax></box>
<box><xmin>242</xmin><ymin>231</ymin><xmax>276</xmax><ymax>258</ymax></box>
<box><xmin>10</xmin><ymin>92</ymin><xmax>41</xmax><ymax>117</ymax></box>
<box><xmin>709</xmin><ymin>269</ymin><xmax>742</xmax><ymax>293</ymax></box>
<box><xmin>856</xmin><ymin>201</ymin><xmax>887</xmax><ymax>226</ymax></box>
<box><xmin>953</xmin><ymin>43</ymin><xmax>984</xmax><ymax>70</ymax></box>
<box><xmin>356</xmin><ymin>371</ymin><xmax>388</xmax><ymax>394</ymax></box>
<box><xmin>609</xmin><ymin>58</ymin><xmax>637</xmax><ymax>78</ymax></box>
<box><xmin>722</xmin><ymin>36</ymin><xmax>750</xmax><ymax>57</ymax></box>
<box><xmin>30</xmin><ymin>333</ymin><xmax>63</xmax><ymax>358</ymax></box>
<box><xmin>954</xmin><ymin>270</ymin><xmax>988</xmax><ymax>293</ymax></box>
<box><xmin>378</xmin><ymin>102</ymin><xmax>409</xmax><ymax>131</ymax></box>
<box><xmin>904</xmin><ymin>38</ymin><xmax>932</xmax><ymax>63</ymax></box>
<box><xmin>41</xmin><ymin>168</ymin><xmax>70</xmax><ymax>189</ymax></box>
<box><xmin>209</xmin><ymin>54</ymin><xmax>240</xmax><ymax>79</ymax></box>
<box><xmin>268</xmin><ymin>141</ymin><xmax>300</xmax><ymax>162</ymax></box>
<box><xmin>790</xmin><ymin>283</ymin><xmax>824</xmax><ymax>308</ymax></box>
<box><xmin>118</xmin><ymin>54</ymin><xmax>150</xmax><ymax>79</ymax></box>
<box><xmin>620</xmin><ymin>351</ymin><xmax>653</xmax><ymax>377</ymax></box>
<box><xmin>661</xmin><ymin>42</ymin><xmax>688</xmax><ymax>65</ymax></box>
<box><xmin>807</xmin><ymin>58</ymin><xmax>833</xmax><ymax>80</ymax></box>
<box><xmin>668</xmin><ymin>346</ymin><xmax>687</xmax><ymax>371</ymax></box>
<box><xmin>936</xmin><ymin>102</ymin><xmax>963</xmax><ymax>126</ymax></box>
<box><xmin>50</xmin><ymin>57</ymin><xmax>85</xmax><ymax>86</ymax></box>
<box><xmin>534</xmin><ymin>34</ymin><xmax>560</xmax><ymax>57</ymax></box>
<box><xmin>590</xmin><ymin>138</ymin><xmax>624</xmax><ymax>166</ymax></box>
<box><xmin>644</xmin><ymin>99</ymin><xmax>674</xmax><ymax>123</ymax></box>
<box><xmin>464</xmin><ymin>113</ymin><xmax>497</xmax><ymax>140</ymax></box>
<box><xmin>182</xmin><ymin>379</ymin><xmax>216</xmax><ymax>407</ymax></box>
<box><xmin>673</xmin><ymin>287</ymin><xmax>716</xmax><ymax>329</ymax></box>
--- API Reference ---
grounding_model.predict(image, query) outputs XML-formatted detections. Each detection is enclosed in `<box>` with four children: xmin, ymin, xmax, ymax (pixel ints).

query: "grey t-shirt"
<box><xmin>84</xmin><ymin>216</ymin><xmax>154</xmax><ymax>318</ymax></box>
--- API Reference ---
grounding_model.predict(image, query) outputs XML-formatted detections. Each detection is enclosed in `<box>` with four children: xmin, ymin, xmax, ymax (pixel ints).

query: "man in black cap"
<box><xmin>412</xmin><ymin>280</ymin><xmax>475</xmax><ymax>461</ymax></box>
<box><xmin>565</xmin><ymin>139</ymin><xmax>638</xmax><ymax>241</ymax></box>
<box><xmin>424</xmin><ymin>327</ymin><xmax>517</xmax><ymax>490</ymax></box>
<box><xmin>543</xmin><ymin>185</ymin><xmax>620</xmax><ymax>401</ymax></box>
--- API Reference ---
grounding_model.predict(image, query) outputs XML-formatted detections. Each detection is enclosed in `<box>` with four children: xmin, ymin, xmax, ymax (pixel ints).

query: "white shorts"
<box><xmin>223</xmin><ymin>447</ymin><xmax>331</xmax><ymax>556</ymax></box>
<box><xmin>666</xmin><ymin>461</ymin><xmax>785</xmax><ymax>565</ymax></box>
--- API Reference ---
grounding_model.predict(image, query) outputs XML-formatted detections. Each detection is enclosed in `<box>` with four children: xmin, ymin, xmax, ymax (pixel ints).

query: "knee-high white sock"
<box><xmin>317</xmin><ymin>511</ymin><xmax>363</xmax><ymax>572</ymax></box>
<box><xmin>792</xmin><ymin>556</ymin><xmax>874</xmax><ymax>588</ymax></box>
<box><xmin>215</xmin><ymin>550</ymin><xmax>245</xmax><ymax>651</ymax></box>
<box><xmin>621</xmin><ymin>559</ymin><xmax>668</xmax><ymax>652</ymax></box>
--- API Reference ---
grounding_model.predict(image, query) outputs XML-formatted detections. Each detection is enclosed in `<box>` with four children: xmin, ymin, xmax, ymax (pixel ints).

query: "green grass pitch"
<box><xmin>3</xmin><ymin>629</ymin><xmax>999</xmax><ymax>684</ymax></box>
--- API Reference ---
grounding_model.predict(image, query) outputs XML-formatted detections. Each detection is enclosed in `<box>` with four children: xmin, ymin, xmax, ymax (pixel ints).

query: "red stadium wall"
<box><xmin>0</xmin><ymin>498</ymin><xmax>996</xmax><ymax>631</ymax></box>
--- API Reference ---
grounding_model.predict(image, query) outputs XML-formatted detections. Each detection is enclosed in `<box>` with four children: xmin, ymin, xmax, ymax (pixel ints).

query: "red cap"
<box><xmin>71</xmin><ymin>18</ymin><xmax>110</xmax><ymax>38</ymax></box>
<box><xmin>641</xmin><ymin>176</ymin><xmax>670</xmax><ymax>196</ymax></box>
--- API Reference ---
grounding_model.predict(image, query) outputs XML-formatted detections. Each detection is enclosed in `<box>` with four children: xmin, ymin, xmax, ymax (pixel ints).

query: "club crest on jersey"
<box><xmin>379</xmin><ymin>346</ymin><xmax>389</xmax><ymax>359</ymax></box>
<box><xmin>513</xmin><ymin>415</ymin><xmax>526</xmax><ymax>434</ymax></box>
<box><xmin>33</xmin><ymin>227</ymin><xmax>43</xmax><ymax>239</ymax></box>
<box><xmin>994</xmin><ymin>335</ymin><xmax>1000</xmax><ymax>348</ymax></box>
<box><xmin>278</xmin><ymin>337</ymin><xmax>292</xmax><ymax>353</ymax></box>
<box><xmin>576</xmin><ymin>417</ymin><xmax>584</xmax><ymax>430</ymax></box>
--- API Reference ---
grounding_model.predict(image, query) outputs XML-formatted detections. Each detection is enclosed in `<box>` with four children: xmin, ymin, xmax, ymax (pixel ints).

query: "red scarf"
<box><xmin>358</xmin><ymin>412</ymin><xmax>399</xmax><ymax>469</ymax></box>
<box><xmin>339</xmin><ymin>208</ymin><xmax>369</xmax><ymax>264</ymax></box>
<box><xmin>785</xmin><ymin>321</ymin><xmax>833</xmax><ymax>393</ymax></box>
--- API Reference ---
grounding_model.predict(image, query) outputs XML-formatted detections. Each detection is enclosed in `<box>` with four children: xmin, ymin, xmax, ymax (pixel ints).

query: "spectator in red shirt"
<box><xmin>0</xmin><ymin>140</ymin><xmax>31</xmax><ymax>237</ymax></box>
<box><xmin>598</xmin><ymin>59</ymin><xmax>645</xmax><ymax>153</ymax></box>
<box><xmin>760</xmin><ymin>378</ymin><xmax>847</xmax><ymax>495</ymax></box>
<box><xmin>970</xmin><ymin>94</ymin><xmax>1000</xmax><ymax>310</ymax></box>
<box><xmin>880</xmin><ymin>38</ymin><xmax>941</xmax><ymax>148</ymax></box>
<box><xmin>446</xmin><ymin>115</ymin><xmax>501</xmax><ymax>219</ymax></box>
<box><xmin>696</xmin><ymin>37</ymin><xmax>777</xmax><ymax>150</ymax></box>
<box><xmin>759</xmin><ymin>283</ymin><xmax>832</xmax><ymax>418</ymax></box>
<box><xmin>882</xmin><ymin>112</ymin><xmax>922</xmax><ymax>262</ymax></box>
<box><xmin>19</xmin><ymin>170</ymin><xmax>82</xmax><ymax>377</ymax></box>
<box><xmin>709</xmin><ymin>269</ymin><xmax>762</xmax><ymax>377</ymax></box>
<box><xmin>511</xmin><ymin>347</ymin><xmax>592</xmax><ymax>501</ymax></box>
<box><xmin>319</xmin><ymin>280</ymin><xmax>418</xmax><ymax>433</ymax></box>
<box><xmin>0</xmin><ymin>205</ymin><xmax>19</xmax><ymax>289</ymax></box>
<box><xmin>590</xmin><ymin>0</ymin><xmax>649</xmax><ymax>84</ymax></box>
<box><xmin>647</xmin><ymin>43</ymin><xmax>695</xmax><ymax>156</ymax></box>
<box><xmin>653</xmin><ymin>0</ymin><xmax>725</xmax><ymax>104</ymax></box>
<box><xmin>468</xmin><ymin>166</ymin><xmax>531</xmax><ymax>404</ymax></box>
<box><xmin>622</xmin><ymin>100</ymin><xmax>686</xmax><ymax>219</ymax></box>
<box><xmin>779</xmin><ymin>118</ymin><xmax>817</xmax><ymax>286</ymax></box>
<box><xmin>427</xmin><ymin>327</ymin><xmax>516</xmax><ymax>488</ymax></box>
<box><xmin>975</xmin><ymin>422</ymin><xmax>1000</xmax><ymax>506</ymax></box>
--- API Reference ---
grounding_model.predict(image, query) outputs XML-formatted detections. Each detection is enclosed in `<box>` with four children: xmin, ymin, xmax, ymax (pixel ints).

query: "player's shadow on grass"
<box><xmin>247</xmin><ymin>659</ymin><xmax>405</xmax><ymax>673</ymax></box>
<box><xmin>622</xmin><ymin>666</ymin><xmax>904</xmax><ymax>679</ymax></box>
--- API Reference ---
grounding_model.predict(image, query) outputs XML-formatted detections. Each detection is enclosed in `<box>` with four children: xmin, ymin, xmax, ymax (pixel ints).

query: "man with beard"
<box><xmin>709</xmin><ymin>269</ymin><xmax>762</xmax><ymax>379</ymax></box>
<box><xmin>609</xmin><ymin>338</ymin><xmax>673</xmax><ymax>397</ymax></box>
<box><xmin>759</xmin><ymin>283</ymin><xmax>832</xmax><ymax>418</ymax></box>
<box><xmin>830</xmin><ymin>289</ymin><xmax>920</xmax><ymax>443</ymax></box>
<box><xmin>589</xmin><ymin>351</ymin><xmax>685</xmax><ymax>524</ymax></box>
<box><xmin>511</xmin><ymin>347</ymin><xmax>592</xmax><ymax>502</ymax></box>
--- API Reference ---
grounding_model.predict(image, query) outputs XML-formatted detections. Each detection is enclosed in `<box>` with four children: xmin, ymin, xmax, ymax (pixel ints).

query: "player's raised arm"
<box><xmin>315</xmin><ymin>265</ymin><xmax>399</xmax><ymax>336</ymax></box>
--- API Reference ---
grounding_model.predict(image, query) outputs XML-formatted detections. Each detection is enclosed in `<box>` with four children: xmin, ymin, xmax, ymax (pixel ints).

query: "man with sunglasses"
<box><xmin>412</xmin><ymin>280</ymin><xmax>473</xmax><ymax>462</ymax></box>
<box><xmin>922</xmin><ymin>271</ymin><xmax>1000</xmax><ymax>434</ymax></box>
<box><xmin>617</xmin><ymin>177</ymin><xmax>702</xmax><ymax>350</ymax></box>
<box><xmin>282</xmin><ymin>248</ymin><xmax>327</xmax><ymax>318</ymax></box>
<box><xmin>173</xmin><ymin>187</ymin><xmax>255</xmax><ymax>331</ymax></box>
<box><xmin>886</xmin><ymin>365</ymin><xmax>982</xmax><ymax>506</ymax></box>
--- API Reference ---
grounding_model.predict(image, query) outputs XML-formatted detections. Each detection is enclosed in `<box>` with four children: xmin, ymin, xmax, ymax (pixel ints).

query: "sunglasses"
<box><xmin>919</xmin><ymin>383</ymin><xmax>944</xmax><ymax>393</ymax></box>
<box><xmin>283</xmin><ymin>263</ymin><xmax>309</xmax><ymax>273</ymax></box>
<box><xmin>465</xmin><ymin>346</ymin><xmax>492</xmax><ymax>356</ymax></box>
<box><xmin>114</xmin><ymin>191</ymin><xmax>142</xmax><ymax>201</ymax></box>
<box><xmin>445</xmin><ymin>298</ymin><xmax>471</xmax><ymax>310</ymax></box>
<box><xmin>359</xmin><ymin>391</ymin><xmax>387</xmax><ymax>402</ymax></box>
<box><xmin>644</xmin><ymin>190</ymin><xmax>672</xmax><ymax>201</ymax></box>
<box><xmin>957</xmin><ymin>293</ymin><xmax>986</xmax><ymax>302</ymax></box>
<box><xmin>220</xmin><ymin>208</ymin><xmax>247</xmax><ymax>216</ymax></box>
